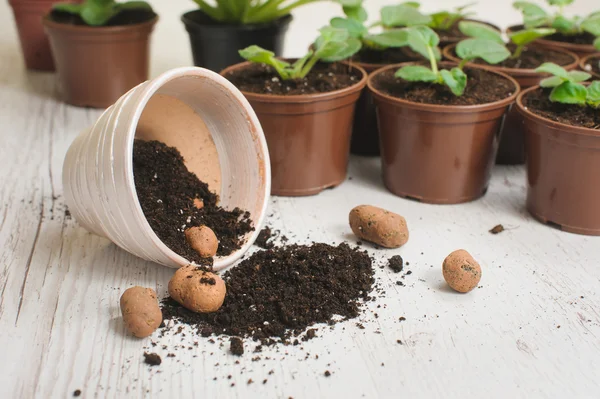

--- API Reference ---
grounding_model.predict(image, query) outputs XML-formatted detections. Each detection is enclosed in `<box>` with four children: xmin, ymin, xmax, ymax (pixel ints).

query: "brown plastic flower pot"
<box><xmin>507</xmin><ymin>25</ymin><xmax>598</xmax><ymax>59</ymax></box>
<box><xmin>367</xmin><ymin>63</ymin><xmax>519</xmax><ymax>204</ymax></box>
<box><xmin>43</xmin><ymin>14</ymin><xmax>157</xmax><ymax>108</ymax></box>
<box><xmin>579</xmin><ymin>53</ymin><xmax>600</xmax><ymax>79</ymax></box>
<box><xmin>9</xmin><ymin>0</ymin><xmax>67</xmax><ymax>71</ymax></box>
<box><xmin>517</xmin><ymin>85</ymin><xmax>600</xmax><ymax>236</ymax></box>
<box><xmin>443</xmin><ymin>43</ymin><xmax>579</xmax><ymax>165</ymax></box>
<box><xmin>220</xmin><ymin>62</ymin><xmax>368</xmax><ymax>196</ymax></box>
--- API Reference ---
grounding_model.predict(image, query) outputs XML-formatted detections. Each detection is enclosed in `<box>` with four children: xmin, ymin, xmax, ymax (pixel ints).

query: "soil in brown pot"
<box><xmin>434</xmin><ymin>19</ymin><xmax>498</xmax><ymax>44</ymax></box>
<box><xmin>224</xmin><ymin>62</ymin><xmax>362</xmax><ymax>95</ymax></box>
<box><xmin>450</xmin><ymin>45</ymin><xmax>575</xmax><ymax>69</ymax></box>
<box><xmin>546</xmin><ymin>31</ymin><xmax>597</xmax><ymax>46</ymax></box>
<box><xmin>371</xmin><ymin>67</ymin><xmax>515</xmax><ymax>105</ymax></box>
<box><xmin>523</xmin><ymin>88</ymin><xmax>600</xmax><ymax>129</ymax></box>
<box><xmin>132</xmin><ymin>140</ymin><xmax>254</xmax><ymax>265</ymax></box>
<box><xmin>50</xmin><ymin>8</ymin><xmax>156</xmax><ymax>25</ymax></box>
<box><xmin>351</xmin><ymin>47</ymin><xmax>419</xmax><ymax>65</ymax></box>
<box><xmin>582</xmin><ymin>55</ymin><xmax>600</xmax><ymax>76</ymax></box>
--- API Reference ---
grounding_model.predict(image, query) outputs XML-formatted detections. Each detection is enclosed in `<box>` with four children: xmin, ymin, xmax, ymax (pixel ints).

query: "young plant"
<box><xmin>381</xmin><ymin>2</ymin><xmax>476</xmax><ymax>31</ymax></box>
<box><xmin>238</xmin><ymin>27</ymin><xmax>360</xmax><ymax>80</ymax></box>
<box><xmin>53</xmin><ymin>0</ymin><xmax>152</xmax><ymax>26</ymax></box>
<box><xmin>191</xmin><ymin>0</ymin><xmax>359</xmax><ymax>25</ymax></box>
<box><xmin>535</xmin><ymin>62</ymin><xmax>600</xmax><ymax>107</ymax></box>
<box><xmin>457</xmin><ymin>21</ymin><xmax>556</xmax><ymax>63</ymax></box>
<box><xmin>328</xmin><ymin>0</ymin><xmax>410</xmax><ymax>51</ymax></box>
<box><xmin>513</xmin><ymin>1</ymin><xmax>600</xmax><ymax>49</ymax></box>
<box><xmin>394</xmin><ymin>26</ymin><xmax>467</xmax><ymax>96</ymax></box>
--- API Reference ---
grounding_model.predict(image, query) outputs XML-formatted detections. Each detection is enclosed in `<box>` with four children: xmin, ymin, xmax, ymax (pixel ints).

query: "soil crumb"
<box><xmin>489</xmin><ymin>224</ymin><xmax>505</xmax><ymax>234</ymax></box>
<box><xmin>230</xmin><ymin>337</ymin><xmax>244</xmax><ymax>356</ymax></box>
<box><xmin>255</xmin><ymin>226</ymin><xmax>276</xmax><ymax>249</ymax></box>
<box><xmin>143</xmin><ymin>352</ymin><xmax>162</xmax><ymax>366</ymax></box>
<box><xmin>388</xmin><ymin>255</ymin><xmax>404</xmax><ymax>273</ymax></box>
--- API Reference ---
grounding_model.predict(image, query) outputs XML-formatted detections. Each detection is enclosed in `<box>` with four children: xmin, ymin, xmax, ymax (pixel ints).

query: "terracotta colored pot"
<box><xmin>579</xmin><ymin>53</ymin><xmax>600</xmax><ymax>79</ymax></box>
<box><xmin>443</xmin><ymin>43</ymin><xmax>579</xmax><ymax>165</ymax></box>
<box><xmin>9</xmin><ymin>0</ymin><xmax>65</xmax><ymax>70</ymax></box>
<box><xmin>221</xmin><ymin>62</ymin><xmax>368</xmax><ymax>196</ymax></box>
<box><xmin>182</xmin><ymin>10</ymin><xmax>292</xmax><ymax>72</ymax></box>
<box><xmin>517</xmin><ymin>85</ymin><xmax>600</xmax><ymax>235</ymax></box>
<box><xmin>368</xmin><ymin>63</ymin><xmax>520</xmax><ymax>204</ymax></box>
<box><xmin>507</xmin><ymin>25</ymin><xmax>598</xmax><ymax>59</ymax></box>
<box><xmin>43</xmin><ymin>14</ymin><xmax>157</xmax><ymax>108</ymax></box>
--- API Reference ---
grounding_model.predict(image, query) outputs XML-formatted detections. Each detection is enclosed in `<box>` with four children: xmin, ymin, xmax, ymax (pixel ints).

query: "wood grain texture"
<box><xmin>1</xmin><ymin>1</ymin><xmax>600</xmax><ymax>398</ymax></box>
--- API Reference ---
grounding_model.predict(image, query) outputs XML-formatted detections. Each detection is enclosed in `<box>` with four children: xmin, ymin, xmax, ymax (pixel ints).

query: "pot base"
<box><xmin>384</xmin><ymin>181</ymin><xmax>488</xmax><ymax>205</ymax></box>
<box><xmin>272</xmin><ymin>179</ymin><xmax>345</xmax><ymax>197</ymax></box>
<box><xmin>528</xmin><ymin>207</ymin><xmax>600</xmax><ymax>236</ymax></box>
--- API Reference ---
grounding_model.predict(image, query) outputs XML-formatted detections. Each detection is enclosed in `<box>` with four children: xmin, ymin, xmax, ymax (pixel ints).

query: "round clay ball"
<box><xmin>185</xmin><ymin>225</ymin><xmax>218</xmax><ymax>258</ymax></box>
<box><xmin>442</xmin><ymin>249</ymin><xmax>482</xmax><ymax>293</ymax></box>
<box><xmin>120</xmin><ymin>286</ymin><xmax>162</xmax><ymax>338</ymax></box>
<box><xmin>349</xmin><ymin>205</ymin><xmax>409</xmax><ymax>248</ymax></box>
<box><xmin>168</xmin><ymin>265</ymin><xmax>226</xmax><ymax>313</ymax></box>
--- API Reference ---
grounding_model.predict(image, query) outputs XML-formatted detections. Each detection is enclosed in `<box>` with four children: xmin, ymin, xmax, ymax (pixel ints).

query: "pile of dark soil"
<box><xmin>161</xmin><ymin>243</ymin><xmax>374</xmax><ymax>345</ymax></box>
<box><xmin>546</xmin><ymin>31</ymin><xmax>596</xmax><ymax>46</ymax></box>
<box><xmin>224</xmin><ymin>62</ymin><xmax>362</xmax><ymax>95</ymax></box>
<box><xmin>523</xmin><ymin>88</ymin><xmax>600</xmax><ymax>129</ymax></box>
<box><xmin>133</xmin><ymin>140</ymin><xmax>254</xmax><ymax>265</ymax></box>
<box><xmin>372</xmin><ymin>66</ymin><xmax>515</xmax><ymax>105</ymax></box>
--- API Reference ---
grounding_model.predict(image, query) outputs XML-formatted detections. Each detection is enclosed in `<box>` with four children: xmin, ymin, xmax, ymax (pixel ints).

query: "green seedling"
<box><xmin>329</xmin><ymin>0</ymin><xmax>410</xmax><ymax>51</ymax></box>
<box><xmin>381</xmin><ymin>2</ymin><xmax>476</xmax><ymax>31</ymax></box>
<box><xmin>238</xmin><ymin>27</ymin><xmax>360</xmax><ymax>80</ymax></box>
<box><xmin>53</xmin><ymin>0</ymin><xmax>152</xmax><ymax>26</ymax></box>
<box><xmin>394</xmin><ymin>26</ymin><xmax>467</xmax><ymax>96</ymax></box>
<box><xmin>535</xmin><ymin>62</ymin><xmax>600</xmax><ymax>107</ymax></box>
<box><xmin>456</xmin><ymin>21</ymin><xmax>555</xmax><ymax>66</ymax></box>
<box><xmin>513</xmin><ymin>1</ymin><xmax>600</xmax><ymax>49</ymax></box>
<box><xmin>189</xmin><ymin>0</ymin><xmax>359</xmax><ymax>25</ymax></box>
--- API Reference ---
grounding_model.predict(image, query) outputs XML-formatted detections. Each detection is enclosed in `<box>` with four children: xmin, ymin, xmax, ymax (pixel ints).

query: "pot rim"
<box><xmin>181</xmin><ymin>9</ymin><xmax>292</xmax><ymax>30</ymax></box>
<box><xmin>367</xmin><ymin>62</ymin><xmax>520</xmax><ymax>112</ymax></box>
<box><xmin>220</xmin><ymin>61</ymin><xmax>368</xmax><ymax>103</ymax></box>
<box><xmin>516</xmin><ymin>84</ymin><xmax>600</xmax><ymax>137</ymax></box>
<box><xmin>42</xmin><ymin>13</ymin><xmax>158</xmax><ymax>33</ymax></box>
<box><xmin>579</xmin><ymin>53</ymin><xmax>600</xmax><ymax>78</ymax></box>
<box><xmin>506</xmin><ymin>24</ymin><xmax>597</xmax><ymax>53</ymax></box>
<box><xmin>442</xmin><ymin>43</ymin><xmax>580</xmax><ymax>77</ymax></box>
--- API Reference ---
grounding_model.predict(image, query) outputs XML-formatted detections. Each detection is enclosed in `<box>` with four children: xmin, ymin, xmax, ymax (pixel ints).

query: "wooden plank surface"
<box><xmin>1</xmin><ymin>1</ymin><xmax>599</xmax><ymax>398</ymax></box>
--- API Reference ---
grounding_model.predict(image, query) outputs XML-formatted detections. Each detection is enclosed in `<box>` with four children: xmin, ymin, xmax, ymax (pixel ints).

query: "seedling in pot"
<box><xmin>190</xmin><ymin>0</ymin><xmax>361</xmax><ymax>25</ymax></box>
<box><xmin>513</xmin><ymin>1</ymin><xmax>600</xmax><ymax>49</ymax></box>
<box><xmin>328</xmin><ymin>0</ymin><xmax>410</xmax><ymax>51</ymax></box>
<box><xmin>394</xmin><ymin>26</ymin><xmax>467</xmax><ymax>96</ymax></box>
<box><xmin>535</xmin><ymin>62</ymin><xmax>600</xmax><ymax>107</ymax></box>
<box><xmin>456</xmin><ymin>21</ymin><xmax>556</xmax><ymax>65</ymax></box>
<box><xmin>238</xmin><ymin>27</ymin><xmax>360</xmax><ymax>80</ymax></box>
<box><xmin>52</xmin><ymin>0</ymin><xmax>153</xmax><ymax>26</ymax></box>
<box><xmin>381</xmin><ymin>2</ymin><xmax>476</xmax><ymax>31</ymax></box>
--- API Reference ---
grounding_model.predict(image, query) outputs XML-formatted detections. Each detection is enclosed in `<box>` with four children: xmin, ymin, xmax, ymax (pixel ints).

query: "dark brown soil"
<box><xmin>352</xmin><ymin>47</ymin><xmax>421</xmax><ymax>65</ymax></box>
<box><xmin>435</xmin><ymin>19</ymin><xmax>498</xmax><ymax>44</ymax></box>
<box><xmin>388</xmin><ymin>255</ymin><xmax>404</xmax><ymax>273</ymax></box>
<box><xmin>133</xmin><ymin>140</ymin><xmax>254</xmax><ymax>265</ymax></box>
<box><xmin>143</xmin><ymin>352</ymin><xmax>161</xmax><ymax>366</ymax></box>
<box><xmin>546</xmin><ymin>31</ymin><xmax>596</xmax><ymax>46</ymax></box>
<box><xmin>373</xmin><ymin>66</ymin><xmax>515</xmax><ymax>105</ymax></box>
<box><xmin>452</xmin><ymin>45</ymin><xmax>575</xmax><ymax>69</ymax></box>
<box><xmin>224</xmin><ymin>62</ymin><xmax>362</xmax><ymax>95</ymax></box>
<box><xmin>230</xmin><ymin>337</ymin><xmax>244</xmax><ymax>356</ymax></box>
<box><xmin>73</xmin><ymin>390</ymin><xmax>81</xmax><ymax>397</ymax></box>
<box><xmin>50</xmin><ymin>9</ymin><xmax>156</xmax><ymax>26</ymax></box>
<box><xmin>255</xmin><ymin>226</ymin><xmax>276</xmax><ymax>249</ymax></box>
<box><xmin>523</xmin><ymin>88</ymin><xmax>600</xmax><ymax>129</ymax></box>
<box><xmin>489</xmin><ymin>224</ymin><xmax>504</xmax><ymax>234</ymax></box>
<box><xmin>583</xmin><ymin>55</ymin><xmax>600</xmax><ymax>76</ymax></box>
<box><xmin>161</xmin><ymin>243</ymin><xmax>374</xmax><ymax>345</ymax></box>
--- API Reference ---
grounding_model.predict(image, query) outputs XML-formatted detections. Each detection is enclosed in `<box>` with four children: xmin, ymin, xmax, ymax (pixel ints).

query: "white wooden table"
<box><xmin>2</xmin><ymin>1</ymin><xmax>599</xmax><ymax>398</ymax></box>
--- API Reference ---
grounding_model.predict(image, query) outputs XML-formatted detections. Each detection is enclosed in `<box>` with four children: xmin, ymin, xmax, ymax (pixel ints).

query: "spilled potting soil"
<box><xmin>132</xmin><ymin>140</ymin><xmax>254</xmax><ymax>265</ymax></box>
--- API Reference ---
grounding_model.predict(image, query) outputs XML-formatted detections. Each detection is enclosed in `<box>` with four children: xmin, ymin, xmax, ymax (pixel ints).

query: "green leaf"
<box><xmin>381</xmin><ymin>5</ymin><xmax>431</xmax><ymax>27</ymax></box>
<box><xmin>401</xmin><ymin>1</ymin><xmax>421</xmax><ymax>8</ymax></box>
<box><xmin>336</xmin><ymin>0</ymin><xmax>362</xmax><ymax>7</ymax></box>
<box><xmin>586</xmin><ymin>81</ymin><xmax>600</xmax><ymax>108</ymax></box>
<box><xmin>568</xmin><ymin>70</ymin><xmax>592</xmax><ymax>82</ymax></box>
<box><xmin>458</xmin><ymin>21</ymin><xmax>504</xmax><ymax>43</ymax></box>
<box><xmin>509</xmin><ymin>28</ymin><xmax>556</xmax><ymax>46</ymax></box>
<box><xmin>238</xmin><ymin>45</ymin><xmax>291</xmax><ymax>78</ymax></box>
<box><xmin>80</xmin><ymin>2</ymin><xmax>118</xmax><ymax>26</ymax></box>
<box><xmin>429</xmin><ymin>11</ymin><xmax>451</xmax><ymax>29</ymax></box>
<box><xmin>395</xmin><ymin>65</ymin><xmax>439</xmax><ymax>82</ymax></box>
<box><xmin>535</xmin><ymin>62</ymin><xmax>570</xmax><ymax>79</ymax></box>
<box><xmin>513</xmin><ymin>1</ymin><xmax>548</xmax><ymax>28</ymax></box>
<box><xmin>594</xmin><ymin>37</ymin><xmax>600</xmax><ymax>50</ymax></box>
<box><xmin>404</xmin><ymin>25</ymin><xmax>440</xmax><ymax>60</ymax></box>
<box><xmin>456</xmin><ymin>38</ymin><xmax>511</xmax><ymax>64</ymax></box>
<box><xmin>581</xmin><ymin>15</ymin><xmax>600</xmax><ymax>36</ymax></box>
<box><xmin>319</xmin><ymin>37</ymin><xmax>362</xmax><ymax>62</ymax></box>
<box><xmin>330</xmin><ymin>17</ymin><xmax>367</xmax><ymax>38</ymax></box>
<box><xmin>364</xmin><ymin>30</ymin><xmax>409</xmax><ymax>48</ymax></box>
<box><xmin>440</xmin><ymin>68</ymin><xmax>467</xmax><ymax>96</ymax></box>
<box><xmin>552</xmin><ymin>15</ymin><xmax>576</xmax><ymax>33</ymax></box>
<box><xmin>52</xmin><ymin>3</ymin><xmax>82</xmax><ymax>14</ymax></box>
<box><xmin>539</xmin><ymin>76</ymin><xmax>564</xmax><ymax>88</ymax></box>
<box><xmin>456</xmin><ymin>2</ymin><xmax>477</xmax><ymax>12</ymax></box>
<box><xmin>318</xmin><ymin>26</ymin><xmax>350</xmax><ymax>43</ymax></box>
<box><xmin>343</xmin><ymin>5</ymin><xmax>368</xmax><ymax>22</ymax></box>
<box><xmin>547</xmin><ymin>0</ymin><xmax>574</xmax><ymax>5</ymax></box>
<box><xmin>549</xmin><ymin>81</ymin><xmax>588</xmax><ymax>105</ymax></box>
<box><xmin>290</xmin><ymin>51</ymin><xmax>314</xmax><ymax>76</ymax></box>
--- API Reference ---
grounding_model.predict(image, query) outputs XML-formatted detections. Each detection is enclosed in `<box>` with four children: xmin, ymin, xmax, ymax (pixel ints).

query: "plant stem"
<box><xmin>458</xmin><ymin>58</ymin><xmax>470</xmax><ymax>70</ymax></box>
<box><xmin>271</xmin><ymin>0</ymin><xmax>318</xmax><ymax>20</ymax></box>
<box><xmin>511</xmin><ymin>44</ymin><xmax>524</xmax><ymax>60</ymax></box>
<box><xmin>426</xmin><ymin>45</ymin><xmax>438</xmax><ymax>75</ymax></box>
<box><xmin>369</xmin><ymin>21</ymin><xmax>382</xmax><ymax>29</ymax></box>
<box><xmin>193</xmin><ymin>0</ymin><xmax>223</xmax><ymax>21</ymax></box>
<box><xmin>298</xmin><ymin>54</ymin><xmax>320</xmax><ymax>79</ymax></box>
<box><xmin>245</xmin><ymin>0</ymin><xmax>287</xmax><ymax>23</ymax></box>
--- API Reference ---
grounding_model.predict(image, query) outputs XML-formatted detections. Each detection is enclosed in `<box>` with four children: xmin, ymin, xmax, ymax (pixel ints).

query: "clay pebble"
<box><xmin>442</xmin><ymin>249</ymin><xmax>482</xmax><ymax>293</ymax></box>
<box><xmin>349</xmin><ymin>205</ymin><xmax>409</xmax><ymax>248</ymax></box>
<box><xmin>168</xmin><ymin>265</ymin><xmax>226</xmax><ymax>313</ymax></box>
<box><xmin>185</xmin><ymin>225</ymin><xmax>219</xmax><ymax>258</ymax></box>
<box><xmin>120</xmin><ymin>286</ymin><xmax>162</xmax><ymax>338</ymax></box>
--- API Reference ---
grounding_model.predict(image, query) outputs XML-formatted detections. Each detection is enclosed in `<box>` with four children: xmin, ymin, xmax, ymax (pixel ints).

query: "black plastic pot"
<box><xmin>181</xmin><ymin>10</ymin><xmax>292</xmax><ymax>72</ymax></box>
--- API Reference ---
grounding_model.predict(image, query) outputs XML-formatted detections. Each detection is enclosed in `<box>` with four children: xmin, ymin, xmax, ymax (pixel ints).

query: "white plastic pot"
<box><xmin>62</xmin><ymin>66</ymin><xmax>271</xmax><ymax>271</ymax></box>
